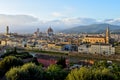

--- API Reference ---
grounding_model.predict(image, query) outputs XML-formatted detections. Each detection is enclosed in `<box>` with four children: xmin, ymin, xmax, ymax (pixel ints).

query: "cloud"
<box><xmin>61</xmin><ymin>17</ymin><xmax>98</xmax><ymax>26</ymax></box>
<box><xmin>0</xmin><ymin>14</ymin><xmax>39</xmax><ymax>26</ymax></box>
<box><xmin>0</xmin><ymin>14</ymin><xmax>120</xmax><ymax>33</ymax></box>
<box><xmin>0</xmin><ymin>14</ymin><xmax>40</xmax><ymax>33</ymax></box>
<box><xmin>104</xmin><ymin>18</ymin><xmax>120</xmax><ymax>25</ymax></box>
<box><xmin>51</xmin><ymin>12</ymin><xmax>63</xmax><ymax>17</ymax></box>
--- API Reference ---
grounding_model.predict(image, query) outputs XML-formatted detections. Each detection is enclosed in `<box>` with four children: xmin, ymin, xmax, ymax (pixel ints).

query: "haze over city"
<box><xmin>0</xmin><ymin>0</ymin><xmax>120</xmax><ymax>33</ymax></box>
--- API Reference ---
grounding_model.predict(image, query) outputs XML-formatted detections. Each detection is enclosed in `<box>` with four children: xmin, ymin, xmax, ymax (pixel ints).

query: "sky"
<box><xmin>0</xmin><ymin>0</ymin><xmax>120</xmax><ymax>33</ymax></box>
<box><xmin>0</xmin><ymin>0</ymin><xmax>120</xmax><ymax>20</ymax></box>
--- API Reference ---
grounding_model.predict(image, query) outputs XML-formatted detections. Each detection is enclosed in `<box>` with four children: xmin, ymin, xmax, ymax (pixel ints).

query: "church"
<box><xmin>82</xmin><ymin>27</ymin><xmax>110</xmax><ymax>44</ymax></box>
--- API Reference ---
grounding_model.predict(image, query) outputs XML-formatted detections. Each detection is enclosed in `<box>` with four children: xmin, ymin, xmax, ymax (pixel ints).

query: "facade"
<box><xmin>82</xmin><ymin>27</ymin><xmax>110</xmax><ymax>44</ymax></box>
<box><xmin>82</xmin><ymin>36</ymin><xmax>106</xmax><ymax>44</ymax></box>
<box><xmin>78</xmin><ymin>44</ymin><xmax>89</xmax><ymax>53</ymax></box>
<box><xmin>89</xmin><ymin>44</ymin><xmax>115</xmax><ymax>55</ymax></box>
<box><xmin>78</xmin><ymin>44</ymin><xmax>115</xmax><ymax>55</ymax></box>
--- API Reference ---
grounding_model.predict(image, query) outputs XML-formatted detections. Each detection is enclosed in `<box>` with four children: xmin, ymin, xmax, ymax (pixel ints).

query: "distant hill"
<box><xmin>61</xmin><ymin>23</ymin><xmax>120</xmax><ymax>34</ymax></box>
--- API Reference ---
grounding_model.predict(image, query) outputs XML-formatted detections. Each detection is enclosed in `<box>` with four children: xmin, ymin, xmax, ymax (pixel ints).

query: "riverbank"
<box><xmin>25</xmin><ymin>49</ymin><xmax>120</xmax><ymax>64</ymax></box>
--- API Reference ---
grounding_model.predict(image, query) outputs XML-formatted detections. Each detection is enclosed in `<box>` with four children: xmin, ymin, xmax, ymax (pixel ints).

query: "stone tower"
<box><xmin>36</xmin><ymin>28</ymin><xmax>40</xmax><ymax>37</ymax></box>
<box><xmin>6</xmin><ymin>26</ymin><xmax>9</xmax><ymax>35</ymax></box>
<box><xmin>106</xmin><ymin>27</ymin><xmax>110</xmax><ymax>44</ymax></box>
<box><xmin>37</xmin><ymin>28</ymin><xmax>39</xmax><ymax>33</ymax></box>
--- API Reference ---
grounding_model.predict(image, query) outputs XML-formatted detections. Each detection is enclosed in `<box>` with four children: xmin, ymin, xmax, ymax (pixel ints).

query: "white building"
<box><xmin>78</xmin><ymin>44</ymin><xmax>115</xmax><ymax>55</ymax></box>
<box><xmin>89</xmin><ymin>44</ymin><xmax>115</xmax><ymax>55</ymax></box>
<box><xmin>78</xmin><ymin>44</ymin><xmax>90</xmax><ymax>53</ymax></box>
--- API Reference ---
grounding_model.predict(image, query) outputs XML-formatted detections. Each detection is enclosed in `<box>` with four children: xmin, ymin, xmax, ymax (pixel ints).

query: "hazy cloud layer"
<box><xmin>0</xmin><ymin>14</ymin><xmax>39</xmax><ymax>25</ymax></box>
<box><xmin>0</xmin><ymin>14</ymin><xmax>120</xmax><ymax>33</ymax></box>
<box><xmin>0</xmin><ymin>14</ymin><xmax>40</xmax><ymax>33</ymax></box>
<box><xmin>103</xmin><ymin>18</ymin><xmax>120</xmax><ymax>25</ymax></box>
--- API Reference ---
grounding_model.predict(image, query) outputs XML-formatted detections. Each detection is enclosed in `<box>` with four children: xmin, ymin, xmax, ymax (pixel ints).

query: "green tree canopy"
<box><xmin>66</xmin><ymin>67</ymin><xmax>117</xmax><ymax>80</ymax></box>
<box><xmin>45</xmin><ymin>64</ymin><xmax>68</xmax><ymax>80</ymax></box>
<box><xmin>66</xmin><ymin>67</ymin><xmax>92</xmax><ymax>80</ymax></box>
<box><xmin>0</xmin><ymin>56</ymin><xmax>23</xmax><ymax>78</ymax></box>
<box><xmin>6</xmin><ymin>63</ymin><xmax>44</xmax><ymax>80</ymax></box>
<box><xmin>56</xmin><ymin>56</ymin><xmax>67</xmax><ymax>68</ymax></box>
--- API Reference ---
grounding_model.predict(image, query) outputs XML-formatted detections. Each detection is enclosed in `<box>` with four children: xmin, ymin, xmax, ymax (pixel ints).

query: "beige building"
<box><xmin>82</xmin><ymin>27</ymin><xmax>110</xmax><ymax>44</ymax></box>
<box><xmin>82</xmin><ymin>36</ymin><xmax>106</xmax><ymax>44</ymax></box>
<box><xmin>47</xmin><ymin>43</ymin><xmax>62</xmax><ymax>51</ymax></box>
<box><xmin>0</xmin><ymin>40</ymin><xmax>7</xmax><ymax>46</ymax></box>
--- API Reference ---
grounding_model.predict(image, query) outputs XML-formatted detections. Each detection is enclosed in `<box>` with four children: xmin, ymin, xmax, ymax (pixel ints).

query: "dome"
<box><xmin>47</xmin><ymin>27</ymin><xmax>53</xmax><ymax>33</ymax></box>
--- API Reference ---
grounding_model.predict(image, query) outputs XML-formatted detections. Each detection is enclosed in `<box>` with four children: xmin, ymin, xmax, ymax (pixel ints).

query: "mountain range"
<box><xmin>61</xmin><ymin>23</ymin><xmax>120</xmax><ymax>34</ymax></box>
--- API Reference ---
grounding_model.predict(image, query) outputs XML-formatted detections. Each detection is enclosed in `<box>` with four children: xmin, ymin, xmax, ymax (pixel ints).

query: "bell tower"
<box><xmin>6</xmin><ymin>26</ymin><xmax>9</xmax><ymax>35</ymax></box>
<box><xmin>106</xmin><ymin>27</ymin><xmax>110</xmax><ymax>44</ymax></box>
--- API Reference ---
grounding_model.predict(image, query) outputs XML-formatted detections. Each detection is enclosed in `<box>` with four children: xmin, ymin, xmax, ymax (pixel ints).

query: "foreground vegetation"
<box><xmin>0</xmin><ymin>56</ymin><xmax>119</xmax><ymax>80</ymax></box>
<box><xmin>0</xmin><ymin>49</ymin><xmax>120</xmax><ymax>80</ymax></box>
<box><xmin>66</xmin><ymin>61</ymin><xmax>120</xmax><ymax>80</ymax></box>
<box><xmin>0</xmin><ymin>57</ymin><xmax>68</xmax><ymax>80</ymax></box>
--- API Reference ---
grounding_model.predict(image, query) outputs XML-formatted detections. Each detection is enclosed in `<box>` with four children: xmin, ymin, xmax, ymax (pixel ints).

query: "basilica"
<box><xmin>82</xmin><ymin>27</ymin><xmax>110</xmax><ymax>44</ymax></box>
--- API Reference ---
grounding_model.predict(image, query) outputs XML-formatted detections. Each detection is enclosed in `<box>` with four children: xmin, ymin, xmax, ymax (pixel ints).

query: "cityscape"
<box><xmin>0</xmin><ymin>0</ymin><xmax>120</xmax><ymax>80</ymax></box>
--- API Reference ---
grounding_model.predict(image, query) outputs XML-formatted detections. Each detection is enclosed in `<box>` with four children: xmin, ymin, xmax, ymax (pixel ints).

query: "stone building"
<box><xmin>47</xmin><ymin>27</ymin><xmax>54</xmax><ymax>36</ymax></box>
<box><xmin>78</xmin><ymin>44</ymin><xmax>115</xmax><ymax>55</ymax></box>
<box><xmin>82</xmin><ymin>27</ymin><xmax>110</xmax><ymax>44</ymax></box>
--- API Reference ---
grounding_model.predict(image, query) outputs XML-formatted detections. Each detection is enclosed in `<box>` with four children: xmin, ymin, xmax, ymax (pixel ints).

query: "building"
<box><xmin>82</xmin><ymin>27</ymin><xmax>110</xmax><ymax>44</ymax></box>
<box><xmin>78</xmin><ymin>44</ymin><xmax>90</xmax><ymax>53</ymax></box>
<box><xmin>0</xmin><ymin>40</ymin><xmax>7</xmax><ymax>46</ymax></box>
<box><xmin>78</xmin><ymin>44</ymin><xmax>115</xmax><ymax>55</ymax></box>
<box><xmin>33</xmin><ymin>28</ymin><xmax>40</xmax><ymax>37</ymax></box>
<box><xmin>6</xmin><ymin>26</ymin><xmax>9</xmax><ymax>35</ymax></box>
<box><xmin>89</xmin><ymin>44</ymin><xmax>115</xmax><ymax>55</ymax></box>
<box><xmin>47</xmin><ymin>27</ymin><xmax>54</xmax><ymax>36</ymax></box>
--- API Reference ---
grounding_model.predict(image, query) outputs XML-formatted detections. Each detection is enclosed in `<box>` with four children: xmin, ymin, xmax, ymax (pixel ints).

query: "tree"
<box><xmin>13</xmin><ymin>47</ymin><xmax>17</xmax><ymax>54</ymax></box>
<box><xmin>56</xmin><ymin>56</ymin><xmax>67</xmax><ymax>68</ymax></box>
<box><xmin>1</xmin><ymin>51</ymin><xmax>33</xmax><ymax>59</ymax></box>
<box><xmin>31</xmin><ymin>57</ymin><xmax>39</xmax><ymax>65</ymax></box>
<box><xmin>111</xmin><ymin>63</ymin><xmax>120</xmax><ymax>80</ymax></box>
<box><xmin>93</xmin><ymin>68</ymin><xmax>116</xmax><ymax>80</ymax></box>
<box><xmin>6</xmin><ymin>63</ymin><xmax>44</xmax><ymax>80</ymax></box>
<box><xmin>45</xmin><ymin>64</ymin><xmax>68</xmax><ymax>80</ymax></box>
<box><xmin>66</xmin><ymin>67</ymin><xmax>92</xmax><ymax>80</ymax></box>
<box><xmin>66</xmin><ymin>66</ymin><xmax>117</xmax><ymax>80</ymax></box>
<box><xmin>101</xmin><ymin>68</ymin><xmax>115</xmax><ymax>80</ymax></box>
<box><xmin>0</xmin><ymin>56</ymin><xmax>23</xmax><ymax>78</ymax></box>
<box><xmin>92</xmin><ymin>60</ymin><xmax>109</xmax><ymax>68</ymax></box>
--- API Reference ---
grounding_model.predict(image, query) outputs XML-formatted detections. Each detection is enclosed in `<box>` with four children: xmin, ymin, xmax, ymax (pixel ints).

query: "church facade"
<box><xmin>82</xmin><ymin>27</ymin><xmax>110</xmax><ymax>44</ymax></box>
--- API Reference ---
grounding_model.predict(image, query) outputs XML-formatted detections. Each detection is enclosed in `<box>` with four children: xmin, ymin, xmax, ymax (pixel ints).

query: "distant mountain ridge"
<box><xmin>61</xmin><ymin>23</ymin><xmax>120</xmax><ymax>34</ymax></box>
